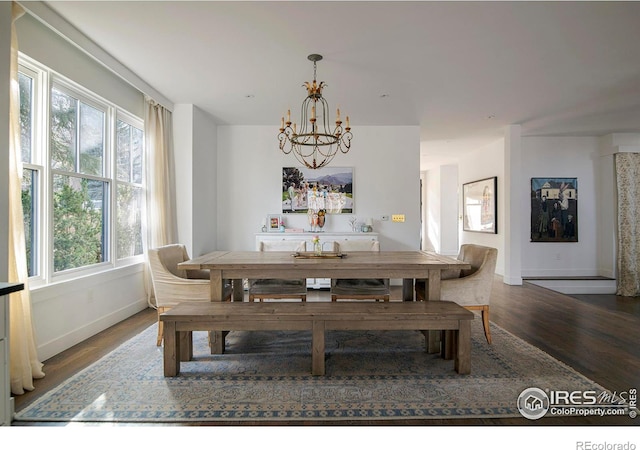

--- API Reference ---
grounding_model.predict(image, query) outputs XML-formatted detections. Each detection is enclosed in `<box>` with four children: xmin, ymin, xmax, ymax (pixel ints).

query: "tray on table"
<box><xmin>291</xmin><ymin>252</ymin><xmax>346</xmax><ymax>259</ymax></box>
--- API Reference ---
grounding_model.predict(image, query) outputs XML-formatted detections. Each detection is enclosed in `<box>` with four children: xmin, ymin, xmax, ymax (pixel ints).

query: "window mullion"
<box><xmin>75</xmin><ymin>97</ymin><xmax>81</xmax><ymax>174</ymax></box>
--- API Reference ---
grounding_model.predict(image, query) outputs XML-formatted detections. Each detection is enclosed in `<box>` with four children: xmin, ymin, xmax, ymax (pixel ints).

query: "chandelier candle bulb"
<box><xmin>287</xmin><ymin>109</ymin><xmax>291</xmax><ymax>122</ymax></box>
<box><xmin>336</xmin><ymin>108</ymin><xmax>340</xmax><ymax>120</ymax></box>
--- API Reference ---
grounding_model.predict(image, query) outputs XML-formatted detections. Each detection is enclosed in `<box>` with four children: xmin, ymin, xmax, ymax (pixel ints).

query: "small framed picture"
<box><xmin>462</xmin><ymin>176</ymin><xmax>497</xmax><ymax>234</ymax></box>
<box><xmin>267</xmin><ymin>214</ymin><xmax>282</xmax><ymax>232</ymax></box>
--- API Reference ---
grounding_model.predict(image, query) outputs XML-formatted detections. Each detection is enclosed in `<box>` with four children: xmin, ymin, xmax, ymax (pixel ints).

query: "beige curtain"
<box><xmin>144</xmin><ymin>97</ymin><xmax>178</xmax><ymax>307</ymax></box>
<box><xmin>9</xmin><ymin>2</ymin><xmax>45</xmax><ymax>395</ymax></box>
<box><xmin>615</xmin><ymin>152</ymin><xmax>640</xmax><ymax>297</ymax></box>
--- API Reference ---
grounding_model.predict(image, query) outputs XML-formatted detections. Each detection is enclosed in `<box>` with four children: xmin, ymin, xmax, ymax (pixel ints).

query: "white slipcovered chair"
<box><xmin>148</xmin><ymin>244</ymin><xmax>232</xmax><ymax>346</ymax></box>
<box><xmin>248</xmin><ymin>240</ymin><xmax>308</xmax><ymax>302</ymax></box>
<box><xmin>330</xmin><ymin>240</ymin><xmax>390</xmax><ymax>302</ymax></box>
<box><xmin>415</xmin><ymin>244</ymin><xmax>498</xmax><ymax>344</ymax></box>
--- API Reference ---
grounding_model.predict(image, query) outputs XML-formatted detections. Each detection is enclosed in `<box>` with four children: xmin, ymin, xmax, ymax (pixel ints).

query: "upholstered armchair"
<box><xmin>148</xmin><ymin>244</ymin><xmax>232</xmax><ymax>345</ymax></box>
<box><xmin>330</xmin><ymin>240</ymin><xmax>390</xmax><ymax>302</ymax></box>
<box><xmin>415</xmin><ymin>244</ymin><xmax>497</xmax><ymax>344</ymax></box>
<box><xmin>249</xmin><ymin>240</ymin><xmax>308</xmax><ymax>302</ymax></box>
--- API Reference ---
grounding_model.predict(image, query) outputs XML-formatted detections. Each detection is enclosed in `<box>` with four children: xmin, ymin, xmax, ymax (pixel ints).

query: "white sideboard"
<box><xmin>1</xmin><ymin>282</ymin><xmax>24</xmax><ymax>426</ymax></box>
<box><xmin>255</xmin><ymin>232</ymin><xmax>379</xmax><ymax>289</ymax></box>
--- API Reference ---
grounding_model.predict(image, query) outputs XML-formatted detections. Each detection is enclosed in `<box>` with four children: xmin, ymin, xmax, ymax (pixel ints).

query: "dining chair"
<box><xmin>248</xmin><ymin>240</ymin><xmax>308</xmax><ymax>302</ymax></box>
<box><xmin>148</xmin><ymin>243</ymin><xmax>232</xmax><ymax>345</ymax></box>
<box><xmin>415</xmin><ymin>244</ymin><xmax>498</xmax><ymax>344</ymax></box>
<box><xmin>330</xmin><ymin>240</ymin><xmax>390</xmax><ymax>302</ymax></box>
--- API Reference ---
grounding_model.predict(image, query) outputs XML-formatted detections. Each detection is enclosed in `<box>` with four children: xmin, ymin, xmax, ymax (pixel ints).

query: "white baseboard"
<box><xmin>526</xmin><ymin>279</ymin><xmax>617</xmax><ymax>295</ymax></box>
<box><xmin>37</xmin><ymin>298</ymin><xmax>148</xmax><ymax>361</ymax></box>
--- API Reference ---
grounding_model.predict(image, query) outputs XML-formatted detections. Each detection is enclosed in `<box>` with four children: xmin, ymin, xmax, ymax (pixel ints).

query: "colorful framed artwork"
<box><xmin>462</xmin><ymin>176</ymin><xmax>497</xmax><ymax>234</ymax></box>
<box><xmin>267</xmin><ymin>214</ymin><xmax>282</xmax><ymax>232</ymax></box>
<box><xmin>282</xmin><ymin>167</ymin><xmax>353</xmax><ymax>214</ymax></box>
<box><xmin>530</xmin><ymin>177</ymin><xmax>577</xmax><ymax>242</ymax></box>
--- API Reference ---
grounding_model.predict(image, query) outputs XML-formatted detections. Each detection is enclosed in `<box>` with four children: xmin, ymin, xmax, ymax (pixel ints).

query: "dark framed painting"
<box><xmin>463</xmin><ymin>176</ymin><xmax>497</xmax><ymax>234</ymax></box>
<box><xmin>282</xmin><ymin>167</ymin><xmax>353</xmax><ymax>214</ymax></box>
<box><xmin>530</xmin><ymin>177</ymin><xmax>578</xmax><ymax>242</ymax></box>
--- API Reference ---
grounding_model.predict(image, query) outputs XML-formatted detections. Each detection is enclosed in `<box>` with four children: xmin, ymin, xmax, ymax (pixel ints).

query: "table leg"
<box><xmin>426</xmin><ymin>269</ymin><xmax>442</xmax><ymax>353</ymax></box>
<box><xmin>210</xmin><ymin>269</ymin><xmax>226</xmax><ymax>354</ymax></box>
<box><xmin>427</xmin><ymin>269</ymin><xmax>441</xmax><ymax>300</ymax></box>
<box><xmin>402</xmin><ymin>278</ymin><xmax>414</xmax><ymax>301</ymax></box>
<box><xmin>312</xmin><ymin>320</ymin><xmax>325</xmax><ymax>376</ymax></box>
<box><xmin>232</xmin><ymin>279</ymin><xmax>243</xmax><ymax>302</ymax></box>
<box><xmin>208</xmin><ymin>330</ymin><xmax>225</xmax><ymax>354</ymax></box>
<box><xmin>163</xmin><ymin>321</ymin><xmax>179</xmax><ymax>377</ymax></box>
<box><xmin>454</xmin><ymin>320</ymin><xmax>471</xmax><ymax>375</ymax></box>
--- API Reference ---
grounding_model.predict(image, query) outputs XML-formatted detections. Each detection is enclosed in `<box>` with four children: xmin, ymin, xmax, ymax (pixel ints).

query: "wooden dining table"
<box><xmin>178</xmin><ymin>250</ymin><xmax>470</xmax><ymax>353</ymax></box>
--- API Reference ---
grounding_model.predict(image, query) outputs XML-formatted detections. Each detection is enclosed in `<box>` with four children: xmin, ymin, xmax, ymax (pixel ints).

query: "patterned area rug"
<box><xmin>15</xmin><ymin>318</ymin><xmax>606</xmax><ymax>422</ymax></box>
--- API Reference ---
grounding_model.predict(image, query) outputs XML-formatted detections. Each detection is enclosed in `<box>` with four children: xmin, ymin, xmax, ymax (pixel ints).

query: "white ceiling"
<box><xmin>41</xmin><ymin>1</ymin><xmax>640</xmax><ymax>170</ymax></box>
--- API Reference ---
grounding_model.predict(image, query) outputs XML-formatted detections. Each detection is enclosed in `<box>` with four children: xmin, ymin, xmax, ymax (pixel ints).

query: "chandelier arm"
<box><xmin>340</xmin><ymin>132</ymin><xmax>352</xmax><ymax>153</ymax></box>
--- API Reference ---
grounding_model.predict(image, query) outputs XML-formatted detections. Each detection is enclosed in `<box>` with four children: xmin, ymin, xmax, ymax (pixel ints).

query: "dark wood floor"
<box><xmin>11</xmin><ymin>277</ymin><xmax>640</xmax><ymax>426</ymax></box>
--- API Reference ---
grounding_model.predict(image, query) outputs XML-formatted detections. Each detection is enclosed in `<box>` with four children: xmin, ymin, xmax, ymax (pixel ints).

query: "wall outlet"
<box><xmin>392</xmin><ymin>214</ymin><xmax>405</xmax><ymax>223</ymax></box>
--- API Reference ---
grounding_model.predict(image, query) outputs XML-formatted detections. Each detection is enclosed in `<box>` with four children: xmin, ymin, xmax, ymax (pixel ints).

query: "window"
<box><xmin>18</xmin><ymin>66</ymin><xmax>42</xmax><ymax>277</ymax></box>
<box><xmin>50</xmin><ymin>84</ymin><xmax>109</xmax><ymax>272</ymax></box>
<box><xmin>115</xmin><ymin>117</ymin><xmax>144</xmax><ymax>260</ymax></box>
<box><xmin>18</xmin><ymin>56</ymin><xmax>145</xmax><ymax>284</ymax></box>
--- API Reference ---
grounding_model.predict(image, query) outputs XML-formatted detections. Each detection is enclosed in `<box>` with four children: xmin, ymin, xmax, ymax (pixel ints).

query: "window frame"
<box><xmin>18</xmin><ymin>54</ymin><xmax>146</xmax><ymax>287</ymax></box>
<box><xmin>18</xmin><ymin>61</ymin><xmax>46</xmax><ymax>283</ymax></box>
<box><xmin>114</xmin><ymin>110</ymin><xmax>145</xmax><ymax>266</ymax></box>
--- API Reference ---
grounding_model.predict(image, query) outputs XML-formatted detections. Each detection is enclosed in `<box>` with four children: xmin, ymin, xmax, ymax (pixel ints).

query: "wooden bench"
<box><xmin>160</xmin><ymin>301</ymin><xmax>474</xmax><ymax>376</ymax></box>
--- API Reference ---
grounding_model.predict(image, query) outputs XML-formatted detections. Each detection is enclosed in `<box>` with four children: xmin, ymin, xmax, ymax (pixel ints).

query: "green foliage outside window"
<box><xmin>53</xmin><ymin>178</ymin><xmax>105</xmax><ymax>272</ymax></box>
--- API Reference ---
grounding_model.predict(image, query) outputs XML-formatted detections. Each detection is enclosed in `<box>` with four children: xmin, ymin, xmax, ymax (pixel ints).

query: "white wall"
<box><xmin>427</xmin><ymin>132</ymin><xmax>626</xmax><ymax>293</ymax></box>
<box><xmin>520</xmin><ymin>136</ymin><xmax>601</xmax><ymax>277</ymax></box>
<box><xmin>423</xmin><ymin>169</ymin><xmax>440</xmax><ymax>252</ymax></box>
<box><xmin>30</xmin><ymin>266</ymin><xmax>147</xmax><ymax>361</ymax></box>
<box><xmin>422</xmin><ymin>165</ymin><xmax>458</xmax><ymax>255</ymax></box>
<box><xmin>173</xmin><ymin>104</ymin><xmax>219</xmax><ymax>258</ymax></box>
<box><xmin>16</xmin><ymin>13</ymin><xmax>144</xmax><ymax>118</ymax></box>
<box><xmin>192</xmin><ymin>107</ymin><xmax>219</xmax><ymax>256</ymax></box>
<box><xmin>173</xmin><ymin>104</ymin><xmax>195</xmax><ymax>254</ymax></box>
<box><xmin>457</xmin><ymin>139</ymin><xmax>506</xmax><ymax>276</ymax></box>
<box><xmin>596</xmin><ymin>133</ymin><xmax>640</xmax><ymax>279</ymax></box>
<box><xmin>217</xmin><ymin>126</ymin><xmax>421</xmax><ymax>252</ymax></box>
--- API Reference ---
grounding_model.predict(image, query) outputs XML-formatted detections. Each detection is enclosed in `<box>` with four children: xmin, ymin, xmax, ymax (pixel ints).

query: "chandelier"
<box><xmin>278</xmin><ymin>54</ymin><xmax>353</xmax><ymax>169</ymax></box>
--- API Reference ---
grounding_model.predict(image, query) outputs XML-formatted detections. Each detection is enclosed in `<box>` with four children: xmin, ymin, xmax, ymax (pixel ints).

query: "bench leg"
<box><xmin>454</xmin><ymin>320</ymin><xmax>471</xmax><ymax>375</ymax></box>
<box><xmin>163</xmin><ymin>322</ymin><xmax>180</xmax><ymax>377</ymax></box>
<box><xmin>312</xmin><ymin>320</ymin><xmax>325</xmax><ymax>376</ymax></box>
<box><xmin>442</xmin><ymin>330</ymin><xmax>455</xmax><ymax>360</ymax></box>
<box><xmin>179</xmin><ymin>331</ymin><xmax>192</xmax><ymax>362</ymax></box>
